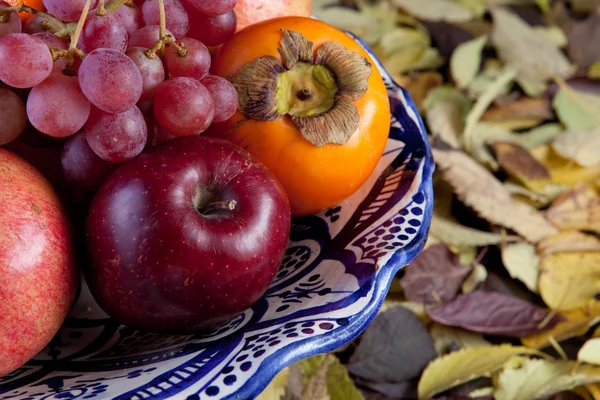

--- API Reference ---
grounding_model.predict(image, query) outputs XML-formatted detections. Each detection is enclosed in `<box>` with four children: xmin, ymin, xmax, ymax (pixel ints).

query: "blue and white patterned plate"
<box><xmin>0</xmin><ymin>33</ymin><xmax>434</xmax><ymax>400</ymax></box>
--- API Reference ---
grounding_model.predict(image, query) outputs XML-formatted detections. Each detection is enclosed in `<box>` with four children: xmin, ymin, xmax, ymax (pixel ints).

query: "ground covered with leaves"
<box><xmin>255</xmin><ymin>0</ymin><xmax>600</xmax><ymax>399</ymax></box>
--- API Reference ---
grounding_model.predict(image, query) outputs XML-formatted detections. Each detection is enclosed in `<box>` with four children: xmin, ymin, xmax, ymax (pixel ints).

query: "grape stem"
<box><xmin>0</xmin><ymin>5</ymin><xmax>75</xmax><ymax>38</ymax></box>
<box><xmin>96</xmin><ymin>0</ymin><xmax>107</xmax><ymax>16</ymax></box>
<box><xmin>106</xmin><ymin>0</ymin><xmax>131</xmax><ymax>12</ymax></box>
<box><xmin>144</xmin><ymin>0</ymin><xmax>172</xmax><ymax>59</ymax></box>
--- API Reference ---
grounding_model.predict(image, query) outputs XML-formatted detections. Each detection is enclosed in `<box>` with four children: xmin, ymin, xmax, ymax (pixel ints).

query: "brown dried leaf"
<box><xmin>430</xmin><ymin>215</ymin><xmax>521</xmax><ymax>247</ymax></box>
<box><xmin>552</xmin><ymin>128</ymin><xmax>600</xmax><ymax>167</ymax></box>
<box><xmin>481</xmin><ymin>97</ymin><xmax>553</xmax><ymax>124</ymax></box>
<box><xmin>400</xmin><ymin>244</ymin><xmax>472</xmax><ymax>303</ymax></box>
<box><xmin>402</xmin><ymin>71</ymin><xmax>444</xmax><ymax>111</ymax></box>
<box><xmin>567</xmin><ymin>12</ymin><xmax>600</xmax><ymax>70</ymax></box>
<box><xmin>492</xmin><ymin>141</ymin><xmax>552</xmax><ymax>191</ymax></box>
<box><xmin>430</xmin><ymin>323</ymin><xmax>491</xmax><ymax>355</ymax></box>
<box><xmin>546</xmin><ymin>183</ymin><xmax>600</xmax><ymax>233</ymax></box>
<box><xmin>432</xmin><ymin>146</ymin><xmax>558</xmax><ymax>242</ymax></box>
<box><xmin>532</xmin><ymin>145</ymin><xmax>600</xmax><ymax>187</ymax></box>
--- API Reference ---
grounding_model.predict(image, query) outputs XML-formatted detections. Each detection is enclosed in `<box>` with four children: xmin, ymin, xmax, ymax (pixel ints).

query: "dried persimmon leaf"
<box><xmin>392</xmin><ymin>0</ymin><xmax>475</xmax><ymax>22</ymax></box>
<box><xmin>425</xmin><ymin>291</ymin><xmax>563</xmax><ymax>337</ymax></box>
<box><xmin>546</xmin><ymin>183</ymin><xmax>600</xmax><ymax>233</ymax></box>
<box><xmin>501</xmin><ymin>242</ymin><xmax>540</xmax><ymax>293</ymax></box>
<box><xmin>417</xmin><ymin>345</ymin><xmax>543</xmax><ymax>399</ymax></box>
<box><xmin>432</xmin><ymin>147</ymin><xmax>558</xmax><ymax>242</ymax></box>
<box><xmin>552</xmin><ymin>128</ymin><xmax>600</xmax><ymax>167</ymax></box>
<box><xmin>538</xmin><ymin>231</ymin><xmax>600</xmax><ymax>256</ymax></box>
<box><xmin>492</xmin><ymin>141</ymin><xmax>552</xmax><ymax>191</ymax></box>
<box><xmin>429</xmin><ymin>323</ymin><xmax>491</xmax><ymax>355</ymax></box>
<box><xmin>579</xmin><ymin>338</ymin><xmax>600</xmax><ymax>366</ymax></box>
<box><xmin>430</xmin><ymin>215</ymin><xmax>520</xmax><ymax>247</ymax></box>
<box><xmin>450</xmin><ymin>35</ymin><xmax>487</xmax><ymax>89</ymax></box>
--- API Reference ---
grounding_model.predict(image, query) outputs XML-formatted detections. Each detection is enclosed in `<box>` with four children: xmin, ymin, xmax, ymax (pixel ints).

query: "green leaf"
<box><xmin>392</xmin><ymin>0</ymin><xmax>475</xmax><ymax>22</ymax></box>
<box><xmin>302</xmin><ymin>355</ymin><xmax>332</xmax><ymax>400</ymax></box>
<box><xmin>451</xmin><ymin>35</ymin><xmax>488</xmax><ymax>89</ymax></box>
<box><xmin>534</xmin><ymin>0</ymin><xmax>551</xmax><ymax>13</ymax></box>
<box><xmin>494</xmin><ymin>357</ymin><xmax>600</xmax><ymax>400</ymax></box>
<box><xmin>256</xmin><ymin>367</ymin><xmax>290</xmax><ymax>400</ymax></box>
<box><xmin>589</xmin><ymin>61</ymin><xmax>600</xmax><ymax>79</ymax></box>
<box><xmin>299</xmin><ymin>355</ymin><xmax>327</xmax><ymax>386</ymax></box>
<box><xmin>491</xmin><ymin>7</ymin><xmax>575</xmax><ymax>96</ymax></box>
<box><xmin>417</xmin><ymin>345</ymin><xmax>543</xmax><ymax>399</ymax></box>
<box><xmin>552</xmin><ymin>84</ymin><xmax>600</xmax><ymax>130</ymax></box>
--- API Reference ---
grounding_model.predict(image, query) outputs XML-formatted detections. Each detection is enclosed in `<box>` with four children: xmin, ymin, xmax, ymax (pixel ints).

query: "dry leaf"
<box><xmin>494</xmin><ymin>357</ymin><xmax>600</xmax><ymax>400</ymax></box>
<box><xmin>401</xmin><ymin>72</ymin><xmax>444</xmax><ymax>111</ymax></box>
<box><xmin>492</xmin><ymin>141</ymin><xmax>552</xmax><ymax>191</ymax></box>
<box><xmin>392</xmin><ymin>0</ymin><xmax>475</xmax><ymax>22</ymax></box>
<box><xmin>456</xmin><ymin>0</ymin><xmax>487</xmax><ymax>16</ymax></box>
<box><xmin>464</xmin><ymin>66</ymin><xmax>517</xmax><ymax>151</ymax></box>
<box><xmin>538</xmin><ymin>231</ymin><xmax>600</xmax><ymax>256</ymax></box>
<box><xmin>451</xmin><ymin>35</ymin><xmax>487</xmax><ymax>89</ymax></box>
<box><xmin>567</xmin><ymin>12</ymin><xmax>600</xmax><ymax>70</ymax></box>
<box><xmin>432</xmin><ymin>146</ymin><xmax>558</xmax><ymax>242</ymax></box>
<box><xmin>546</xmin><ymin>183</ymin><xmax>600</xmax><ymax>233</ymax></box>
<box><xmin>481</xmin><ymin>97</ymin><xmax>553</xmax><ymax>127</ymax></box>
<box><xmin>327</xmin><ymin>356</ymin><xmax>365</xmax><ymax>400</ymax></box>
<box><xmin>400</xmin><ymin>244</ymin><xmax>472</xmax><ymax>303</ymax></box>
<box><xmin>491</xmin><ymin>7</ymin><xmax>575</xmax><ymax>96</ymax></box>
<box><xmin>303</xmin><ymin>355</ymin><xmax>333</xmax><ymax>400</ymax></box>
<box><xmin>521</xmin><ymin>300</ymin><xmax>600</xmax><ymax>348</ymax></box>
<box><xmin>586</xmin><ymin>382</ymin><xmax>600</xmax><ymax>400</ymax></box>
<box><xmin>590</xmin><ymin>62</ymin><xmax>600</xmax><ymax>79</ymax></box>
<box><xmin>430</xmin><ymin>323</ymin><xmax>492</xmax><ymax>355</ymax></box>
<box><xmin>424</xmin><ymin>86</ymin><xmax>472</xmax><ymax>149</ymax></box>
<box><xmin>539</xmin><ymin>251</ymin><xmax>600</xmax><ymax>311</ymax></box>
<box><xmin>461</xmin><ymin>263</ymin><xmax>488</xmax><ymax>293</ymax></box>
<box><xmin>426</xmin><ymin>291</ymin><xmax>562</xmax><ymax>337</ymax></box>
<box><xmin>532</xmin><ymin>145</ymin><xmax>600</xmax><ymax>187</ymax></box>
<box><xmin>552</xmin><ymin>128</ymin><xmax>600</xmax><ymax>167</ymax></box>
<box><xmin>552</xmin><ymin>84</ymin><xmax>600</xmax><ymax>130</ymax></box>
<box><xmin>501</xmin><ymin>242</ymin><xmax>540</xmax><ymax>293</ymax></box>
<box><xmin>417</xmin><ymin>345</ymin><xmax>542</xmax><ymax>399</ymax></box>
<box><xmin>430</xmin><ymin>215</ymin><xmax>520</xmax><ymax>247</ymax></box>
<box><xmin>533</xmin><ymin>26</ymin><xmax>568</xmax><ymax>48</ymax></box>
<box><xmin>378</xmin><ymin>27</ymin><xmax>431</xmax><ymax>74</ymax></box>
<box><xmin>467</xmin><ymin>59</ymin><xmax>513</xmax><ymax>99</ymax></box>
<box><xmin>410</xmin><ymin>47</ymin><xmax>445</xmax><ymax>71</ymax></box>
<box><xmin>579</xmin><ymin>339</ymin><xmax>600</xmax><ymax>365</ymax></box>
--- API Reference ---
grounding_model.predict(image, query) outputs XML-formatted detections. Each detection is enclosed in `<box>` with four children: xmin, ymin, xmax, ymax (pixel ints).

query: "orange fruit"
<box><xmin>3</xmin><ymin>0</ymin><xmax>45</xmax><ymax>22</ymax></box>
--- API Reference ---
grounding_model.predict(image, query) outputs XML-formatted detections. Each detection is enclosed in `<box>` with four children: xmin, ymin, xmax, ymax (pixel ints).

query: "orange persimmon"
<box><xmin>210</xmin><ymin>17</ymin><xmax>391</xmax><ymax>216</ymax></box>
<box><xmin>3</xmin><ymin>0</ymin><xmax>45</xmax><ymax>21</ymax></box>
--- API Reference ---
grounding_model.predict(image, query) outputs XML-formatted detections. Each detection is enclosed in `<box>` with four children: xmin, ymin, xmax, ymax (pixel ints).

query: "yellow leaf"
<box><xmin>461</xmin><ymin>262</ymin><xmax>488</xmax><ymax>293</ymax></box>
<box><xmin>491</xmin><ymin>7</ymin><xmax>575</xmax><ymax>97</ymax></box>
<box><xmin>430</xmin><ymin>323</ymin><xmax>491</xmax><ymax>355</ymax></box>
<box><xmin>501</xmin><ymin>242</ymin><xmax>540</xmax><ymax>293</ymax></box>
<box><xmin>589</xmin><ymin>61</ymin><xmax>600</xmax><ymax>79</ymax></box>
<box><xmin>595</xmin><ymin>325</ymin><xmax>600</xmax><ymax>338</ymax></box>
<box><xmin>539</xmin><ymin>251</ymin><xmax>600</xmax><ymax>311</ymax></box>
<box><xmin>533</xmin><ymin>26</ymin><xmax>568</xmax><ymax>48</ymax></box>
<box><xmin>552</xmin><ymin>84</ymin><xmax>600</xmax><ymax>130</ymax></box>
<box><xmin>451</xmin><ymin>35</ymin><xmax>488</xmax><ymax>89</ymax></box>
<box><xmin>432</xmin><ymin>147</ymin><xmax>558</xmax><ymax>242</ymax></box>
<box><xmin>546</xmin><ymin>184</ymin><xmax>600</xmax><ymax>233</ymax></box>
<box><xmin>521</xmin><ymin>300</ymin><xmax>600</xmax><ymax>349</ymax></box>
<box><xmin>492</xmin><ymin>141</ymin><xmax>553</xmax><ymax>191</ymax></box>
<box><xmin>417</xmin><ymin>345</ymin><xmax>543</xmax><ymax>399</ymax></box>
<box><xmin>538</xmin><ymin>231</ymin><xmax>600</xmax><ymax>256</ymax></box>
<box><xmin>585</xmin><ymin>382</ymin><xmax>600</xmax><ymax>399</ymax></box>
<box><xmin>553</xmin><ymin>128</ymin><xmax>600</xmax><ymax>167</ymax></box>
<box><xmin>456</xmin><ymin>0</ymin><xmax>487</xmax><ymax>16</ymax></box>
<box><xmin>494</xmin><ymin>357</ymin><xmax>600</xmax><ymax>400</ymax></box>
<box><xmin>579</xmin><ymin>339</ymin><xmax>600</xmax><ymax>366</ymax></box>
<box><xmin>256</xmin><ymin>367</ymin><xmax>290</xmax><ymax>400</ymax></box>
<box><xmin>431</xmin><ymin>215</ymin><xmax>520</xmax><ymax>248</ymax></box>
<box><xmin>326</xmin><ymin>356</ymin><xmax>365</xmax><ymax>400</ymax></box>
<box><xmin>534</xmin><ymin>0</ymin><xmax>551</xmax><ymax>12</ymax></box>
<box><xmin>302</xmin><ymin>355</ymin><xmax>332</xmax><ymax>400</ymax></box>
<box><xmin>392</xmin><ymin>0</ymin><xmax>475</xmax><ymax>22</ymax></box>
<box><xmin>532</xmin><ymin>145</ymin><xmax>600</xmax><ymax>186</ymax></box>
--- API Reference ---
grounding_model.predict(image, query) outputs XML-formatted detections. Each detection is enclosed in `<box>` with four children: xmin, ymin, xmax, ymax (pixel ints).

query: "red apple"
<box><xmin>0</xmin><ymin>148</ymin><xmax>77</xmax><ymax>377</ymax></box>
<box><xmin>86</xmin><ymin>136</ymin><xmax>291</xmax><ymax>333</ymax></box>
<box><xmin>234</xmin><ymin>0</ymin><xmax>312</xmax><ymax>32</ymax></box>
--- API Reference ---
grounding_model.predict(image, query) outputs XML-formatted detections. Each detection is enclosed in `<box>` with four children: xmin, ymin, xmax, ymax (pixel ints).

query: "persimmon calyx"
<box><xmin>231</xmin><ymin>29</ymin><xmax>373</xmax><ymax>147</ymax></box>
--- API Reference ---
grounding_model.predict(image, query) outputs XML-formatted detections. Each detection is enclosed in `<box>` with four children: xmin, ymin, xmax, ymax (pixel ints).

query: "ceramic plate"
<box><xmin>0</xmin><ymin>33</ymin><xmax>434</xmax><ymax>400</ymax></box>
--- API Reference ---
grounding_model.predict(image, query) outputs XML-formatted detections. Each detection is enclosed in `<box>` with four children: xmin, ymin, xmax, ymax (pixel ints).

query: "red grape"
<box><xmin>61</xmin><ymin>131</ymin><xmax>117</xmax><ymax>192</ymax></box>
<box><xmin>0</xmin><ymin>1</ymin><xmax>21</xmax><ymax>38</ymax></box>
<box><xmin>27</xmin><ymin>72</ymin><xmax>91</xmax><ymax>138</ymax></box>
<box><xmin>33</xmin><ymin>32</ymin><xmax>69</xmax><ymax>72</ymax></box>
<box><xmin>153</xmin><ymin>77</ymin><xmax>214</xmax><ymax>136</ymax></box>
<box><xmin>142</xmin><ymin>0</ymin><xmax>189</xmax><ymax>39</ymax></box>
<box><xmin>114</xmin><ymin>3</ymin><xmax>144</xmax><ymax>35</ymax></box>
<box><xmin>125</xmin><ymin>47</ymin><xmax>165</xmax><ymax>101</ymax></box>
<box><xmin>128</xmin><ymin>25</ymin><xmax>173</xmax><ymax>49</ymax></box>
<box><xmin>0</xmin><ymin>87</ymin><xmax>27</xmax><ymax>144</ymax></box>
<box><xmin>164</xmin><ymin>37</ymin><xmax>210</xmax><ymax>80</ymax></box>
<box><xmin>79</xmin><ymin>10</ymin><xmax>128</xmax><ymax>53</ymax></box>
<box><xmin>78</xmin><ymin>48</ymin><xmax>143</xmax><ymax>114</ymax></box>
<box><xmin>200</xmin><ymin>75</ymin><xmax>238</xmax><ymax>123</ymax></box>
<box><xmin>42</xmin><ymin>0</ymin><xmax>99</xmax><ymax>22</ymax></box>
<box><xmin>182</xmin><ymin>0</ymin><xmax>236</xmax><ymax>16</ymax></box>
<box><xmin>85</xmin><ymin>105</ymin><xmax>147</xmax><ymax>163</ymax></box>
<box><xmin>0</xmin><ymin>33</ymin><xmax>52</xmax><ymax>88</ymax></box>
<box><xmin>186</xmin><ymin>9</ymin><xmax>236</xmax><ymax>46</ymax></box>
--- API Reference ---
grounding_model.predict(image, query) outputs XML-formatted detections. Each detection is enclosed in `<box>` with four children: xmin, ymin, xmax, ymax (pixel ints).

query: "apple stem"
<box><xmin>198</xmin><ymin>200</ymin><xmax>238</xmax><ymax>215</ymax></box>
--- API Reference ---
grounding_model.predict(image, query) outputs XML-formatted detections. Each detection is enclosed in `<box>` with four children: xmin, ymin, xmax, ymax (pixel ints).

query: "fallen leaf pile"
<box><xmin>257</xmin><ymin>0</ymin><xmax>600</xmax><ymax>399</ymax></box>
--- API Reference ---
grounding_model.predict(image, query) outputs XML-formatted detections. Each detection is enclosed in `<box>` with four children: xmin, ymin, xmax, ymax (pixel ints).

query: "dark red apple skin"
<box><xmin>0</xmin><ymin>148</ymin><xmax>77</xmax><ymax>377</ymax></box>
<box><xmin>85</xmin><ymin>136</ymin><xmax>291</xmax><ymax>334</ymax></box>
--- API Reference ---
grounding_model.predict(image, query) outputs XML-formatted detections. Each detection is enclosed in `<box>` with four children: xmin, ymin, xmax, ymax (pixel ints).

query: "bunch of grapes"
<box><xmin>0</xmin><ymin>0</ymin><xmax>239</xmax><ymax>192</ymax></box>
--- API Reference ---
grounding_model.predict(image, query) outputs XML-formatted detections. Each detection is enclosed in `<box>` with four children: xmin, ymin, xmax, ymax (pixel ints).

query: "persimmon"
<box><xmin>3</xmin><ymin>0</ymin><xmax>44</xmax><ymax>21</ymax></box>
<box><xmin>210</xmin><ymin>17</ymin><xmax>391</xmax><ymax>216</ymax></box>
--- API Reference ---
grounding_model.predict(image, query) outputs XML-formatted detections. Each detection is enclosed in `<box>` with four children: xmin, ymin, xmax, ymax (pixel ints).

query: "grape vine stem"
<box><xmin>0</xmin><ymin>5</ymin><xmax>74</xmax><ymax>38</ymax></box>
<box><xmin>144</xmin><ymin>0</ymin><xmax>174</xmax><ymax>59</ymax></box>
